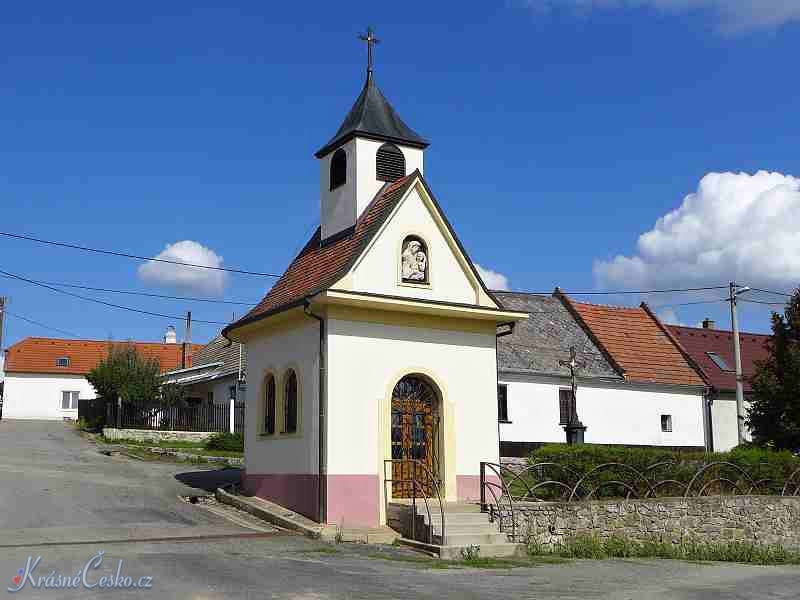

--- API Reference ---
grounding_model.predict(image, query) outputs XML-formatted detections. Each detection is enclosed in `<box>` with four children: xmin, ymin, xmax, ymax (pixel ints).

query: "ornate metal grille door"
<box><xmin>390</xmin><ymin>376</ymin><xmax>440</xmax><ymax>498</ymax></box>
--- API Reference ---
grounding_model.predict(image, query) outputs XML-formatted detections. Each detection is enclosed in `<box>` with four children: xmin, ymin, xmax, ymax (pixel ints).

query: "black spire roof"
<box><xmin>314</xmin><ymin>75</ymin><xmax>429</xmax><ymax>158</ymax></box>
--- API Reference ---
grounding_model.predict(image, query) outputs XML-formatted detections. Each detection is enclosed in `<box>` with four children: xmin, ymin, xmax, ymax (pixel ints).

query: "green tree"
<box><xmin>87</xmin><ymin>343</ymin><xmax>162</xmax><ymax>405</ymax></box>
<box><xmin>747</xmin><ymin>286</ymin><xmax>800</xmax><ymax>451</ymax></box>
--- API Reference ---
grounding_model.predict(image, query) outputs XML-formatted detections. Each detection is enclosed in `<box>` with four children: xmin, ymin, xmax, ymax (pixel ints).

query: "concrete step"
<box><xmin>398</xmin><ymin>538</ymin><xmax>525</xmax><ymax>560</ymax></box>
<box><xmin>423</xmin><ymin>513</ymin><xmax>493</xmax><ymax>526</ymax></box>
<box><xmin>411</xmin><ymin>503</ymin><xmax>481</xmax><ymax>515</ymax></box>
<box><xmin>429</xmin><ymin>523</ymin><xmax>499</xmax><ymax>535</ymax></box>
<box><xmin>435</xmin><ymin>532</ymin><xmax>510</xmax><ymax>546</ymax></box>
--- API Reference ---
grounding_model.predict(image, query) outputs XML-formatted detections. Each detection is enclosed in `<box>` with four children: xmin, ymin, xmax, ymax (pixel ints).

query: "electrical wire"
<box><xmin>497</xmin><ymin>285</ymin><xmax>730</xmax><ymax>296</ymax></box>
<box><xmin>749</xmin><ymin>287</ymin><xmax>794</xmax><ymax>298</ymax></box>
<box><xmin>0</xmin><ymin>268</ymin><xmax>229</xmax><ymax>325</ymax></box>
<box><xmin>5</xmin><ymin>310</ymin><xmax>82</xmax><ymax>338</ymax></box>
<box><xmin>0</xmin><ymin>274</ymin><xmax>257</xmax><ymax>306</ymax></box>
<box><xmin>0</xmin><ymin>231</ymin><xmax>281</xmax><ymax>278</ymax></box>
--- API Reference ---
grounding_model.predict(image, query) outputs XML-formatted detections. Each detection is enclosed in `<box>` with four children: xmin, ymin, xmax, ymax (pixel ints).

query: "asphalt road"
<box><xmin>1</xmin><ymin>420</ymin><xmax>798</xmax><ymax>599</ymax></box>
<box><xmin>0</xmin><ymin>419</ymin><xmax>241</xmax><ymax>532</ymax></box>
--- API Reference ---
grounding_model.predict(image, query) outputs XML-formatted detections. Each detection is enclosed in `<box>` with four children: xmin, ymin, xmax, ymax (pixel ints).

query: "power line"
<box><xmin>0</xmin><ymin>268</ymin><xmax>229</xmax><ymax>326</ymax></box>
<box><xmin>5</xmin><ymin>310</ymin><xmax>82</xmax><ymax>338</ymax></box>
<box><xmin>0</xmin><ymin>274</ymin><xmax>258</xmax><ymax>306</ymax></box>
<box><xmin>750</xmin><ymin>287</ymin><xmax>794</xmax><ymax>298</ymax></box>
<box><xmin>0</xmin><ymin>231</ymin><xmax>282</xmax><ymax>278</ymax></box>
<box><xmin>741</xmin><ymin>299</ymin><xmax>787</xmax><ymax>306</ymax></box>
<box><xmin>500</xmin><ymin>285</ymin><xmax>730</xmax><ymax>296</ymax></box>
<box><xmin>650</xmin><ymin>298</ymin><xmax>729</xmax><ymax>309</ymax></box>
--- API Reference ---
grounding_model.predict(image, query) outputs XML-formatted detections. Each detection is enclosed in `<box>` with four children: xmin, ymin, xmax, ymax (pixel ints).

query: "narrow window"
<box><xmin>661</xmin><ymin>414</ymin><xmax>673</xmax><ymax>433</ymax></box>
<box><xmin>264</xmin><ymin>375</ymin><xmax>276</xmax><ymax>435</ymax></box>
<box><xmin>56</xmin><ymin>357</ymin><xmax>70</xmax><ymax>367</ymax></box>
<box><xmin>330</xmin><ymin>148</ymin><xmax>346</xmax><ymax>190</ymax></box>
<box><xmin>559</xmin><ymin>389</ymin><xmax>573</xmax><ymax>425</ymax></box>
<box><xmin>497</xmin><ymin>384</ymin><xmax>509</xmax><ymax>422</ymax></box>
<box><xmin>283</xmin><ymin>370</ymin><xmax>298</xmax><ymax>433</ymax></box>
<box><xmin>376</xmin><ymin>143</ymin><xmax>405</xmax><ymax>182</ymax></box>
<box><xmin>62</xmin><ymin>391</ymin><xmax>79</xmax><ymax>409</ymax></box>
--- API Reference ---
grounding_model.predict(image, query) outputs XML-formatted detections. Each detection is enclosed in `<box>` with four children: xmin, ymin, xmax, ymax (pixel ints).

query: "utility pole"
<box><xmin>729</xmin><ymin>282</ymin><xmax>751</xmax><ymax>445</ymax></box>
<box><xmin>181</xmin><ymin>311</ymin><xmax>192</xmax><ymax>369</ymax></box>
<box><xmin>0</xmin><ymin>297</ymin><xmax>7</xmax><ymax>356</ymax></box>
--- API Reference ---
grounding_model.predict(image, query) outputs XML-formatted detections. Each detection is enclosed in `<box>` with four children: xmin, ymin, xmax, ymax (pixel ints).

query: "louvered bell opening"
<box><xmin>376</xmin><ymin>143</ymin><xmax>405</xmax><ymax>182</ymax></box>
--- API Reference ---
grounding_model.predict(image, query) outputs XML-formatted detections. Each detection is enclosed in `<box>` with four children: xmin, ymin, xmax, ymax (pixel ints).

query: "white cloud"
<box><xmin>138</xmin><ymin>240</ymin><xmax>228</xmax><ymax>295</ymax></box>
<box><xmin>476</xmin><ymin>263</ymin><xmax>511</xmax><ymax>291</ymax></box>
<box><xmin>656</xmin><ymin>307</ymin><xmax>684</xmax><ymax>326</ymax></box>
<box><xmin>525</xmin><ymin>1</ymin><xmax>800</xmax><ymax>32</ymax></box>
<box><xmin>594</xmin><ymin>171</ymin><xmax>800</xmax><ymax>292</ymax></box>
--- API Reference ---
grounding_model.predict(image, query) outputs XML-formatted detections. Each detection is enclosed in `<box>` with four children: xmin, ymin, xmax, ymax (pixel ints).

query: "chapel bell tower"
<box><xmin>315</xmin><ymin>27</ymin><xmax>429</xmax><ymax>242</ymax></box>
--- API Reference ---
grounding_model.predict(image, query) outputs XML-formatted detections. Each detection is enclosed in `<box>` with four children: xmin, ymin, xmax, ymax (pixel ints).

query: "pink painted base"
<box><xmin>241</xmin><ymin>472</ymin><xmax>319</xmax><ymax>522</ymax></box>
<box><xmin>242</xmin><ymin>471</ymin><xmax>380</xmax><ymax>527</ymax></box>
<box><xmin>457</xmin><ymin>474</ymin><xmax>500</xmax><ymax>502</ymax></box>
<box><xmin>326</xmin><ymin>474</ymin><xmax>380</xmax><ymax>528</ymax></box>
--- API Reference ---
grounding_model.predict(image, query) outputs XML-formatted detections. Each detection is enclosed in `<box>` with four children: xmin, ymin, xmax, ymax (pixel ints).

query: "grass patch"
<box><xmin>529</xmin><ymin>535</ymin><xmax>800</xmax><ymax>566</ymax></box>
<box><xmin>363</xmin><ymin>549</ymin><xmax>568</xmax><ymax>570</ymax></box>
<box><xmin>293</xmin><ymin>547</ymin><xmax>340</xmax><ymax>555</ymax></box>
<box><xmin>102</xmin><ymin>436</ymin><xmax>205</xmax><ymax>449</ymax></box>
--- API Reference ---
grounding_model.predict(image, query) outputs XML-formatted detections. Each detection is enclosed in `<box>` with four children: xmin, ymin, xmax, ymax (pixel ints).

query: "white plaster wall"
<box><xmin>326</xmin><ymin>317</ymin><xmax>499</xmax><ymax>489</ymax></box>
<box><xmin>243</xmin><ymin>322</ymin><xmax>319</xmax><ymax>475</ymax></box>
<box><xmin>2</xmin><ymin>373</ymin><xmax>97</xmax><ymax>420</ymax></box>
<box><xmin>350</xmin><ymin>186</ymin><xmax>478</xmax><ymax>305</ymax></box>
<box><xmin>319</xmin><ymin>138</ymin><xmax>423</xmax><ymax>240</ymax></box>
<box><xmin>180</xmin><ymin>375</ymin><xmax>238</xmax><ymax>406</ymax></box>
<box><xmin>499</xmin><ymin>375</ymin><xmax>706</xmax><ymax>448</ymax></box>
<box><xmin>711</xmin><ymin>394</ymin><xmax>752</xmax><ymax>451</ymax></box>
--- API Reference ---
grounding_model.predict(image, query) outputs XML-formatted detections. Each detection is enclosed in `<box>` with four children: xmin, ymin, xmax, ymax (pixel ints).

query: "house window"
<box><xmin>56</xmin><ymin>357</ymin><xmax>70</xmax><ymax>367</ymax></box>
<box><xmin>497</xmin><ymin>384</ymin><xmax>509</xmax><ymax>422</ymax></box>
<box><xmin>376</xmin><ymin>143</ymin><xmax>405</xmax><ymax>182</ymax></box>
<box><xmin>264</xmin><ymin>374</ymin><xmax>276</xmax><ymax>435</ymax></box>
<box><xmin>706</xmin><ymin>352</ymin><xmax>733</xmax><ymax>372</ymax></box>
<box><xmin>61</xmin><ymin>391</ymin><xmax>79</xmax><ymax>410</ymax></box>
<box><xmin>559</xmin><ymin>389</ymin><xmax>573</xmax><ymax>425</ymax></box>
<box><xmin>283</xmin><ymin>369</ymin><xmax>298</xmax><ymax>434</ymax></box>
<box><xmin>661</xmin><ymin>414</ymin><xmax>673</xmax><ymax>433</ymax></box>
<box><xmin>330</xmin><ymin>148</ymin><xmax>346</xmax><ymax>190</ymax></box>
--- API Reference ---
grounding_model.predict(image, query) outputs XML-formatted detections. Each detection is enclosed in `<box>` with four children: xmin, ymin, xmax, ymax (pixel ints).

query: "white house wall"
<box><xmin>240</xmin><ymin>319</ymin><xmax>321</xmax><ymax>521</ymax></box>
<box><xmin>326</xmin><ymin>316</ymin><xmax>499</xmax><ymax>527</ymax></box>
<box><xmin>499</xmin><ymin>374</ymin><xmax>706</xmax><ymax>449</ymax></box>
<box><xmin>711</xmin><ymin>394</ymin><xmax>752</xmax><ymax>452</ymax></box>
<box><xmin>349</xmin><ymin>185</ymin><xmax>479</xmax><ymax>306</ymax></box>
<box><xmin>2</xmin><ymin>373</ymin><xmax>97</xmax><ymax>420</ymax></box>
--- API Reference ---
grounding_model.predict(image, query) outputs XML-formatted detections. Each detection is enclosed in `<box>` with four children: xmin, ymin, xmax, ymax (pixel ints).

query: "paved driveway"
<box><xmin>0</xmin><ymin>420</ymin><xmax>241</xmax><ymax>534</ymax></box>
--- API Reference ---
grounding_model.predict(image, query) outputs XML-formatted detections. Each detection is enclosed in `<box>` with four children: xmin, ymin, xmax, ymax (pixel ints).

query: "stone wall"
<box><xmin>511</xmin><ymin>496</ymin><xmax>800</xmax><ymax>549</ymax></box>
<box><xmin>102</xmin><ymin>427</ymin><xmax>217</xmax><ymax>444</ymax></box>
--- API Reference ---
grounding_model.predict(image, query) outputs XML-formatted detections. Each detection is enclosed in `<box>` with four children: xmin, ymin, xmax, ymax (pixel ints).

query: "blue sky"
<box><xmin>2</xmin><ymin>1</ymin><xmax>799</xmax><ymax>355</ymax></box>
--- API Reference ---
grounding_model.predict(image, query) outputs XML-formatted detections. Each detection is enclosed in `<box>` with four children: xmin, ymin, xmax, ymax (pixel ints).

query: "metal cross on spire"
<box><xmin>358</xmin><ymin>26</ymin><xmax>380</xmax><ymax>81</ymax></box>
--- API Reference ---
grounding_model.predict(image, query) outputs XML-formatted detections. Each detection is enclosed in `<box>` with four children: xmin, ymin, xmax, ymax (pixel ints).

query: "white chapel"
<box><xmin>223</xmin><ymin>32</ymin><xmax>527</xmax><ymax>528</ymax></box>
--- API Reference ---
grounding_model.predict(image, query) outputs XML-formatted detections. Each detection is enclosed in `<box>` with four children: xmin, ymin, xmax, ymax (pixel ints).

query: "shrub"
<box><xmin>204</xmin><ymin>432</ymin><xmax>244</xmax><ymax>452</ymax></box>
<box><xmin>516</xmin><ymin>444</ymin><xmax>800</xmax><ymax>500</ymax></box>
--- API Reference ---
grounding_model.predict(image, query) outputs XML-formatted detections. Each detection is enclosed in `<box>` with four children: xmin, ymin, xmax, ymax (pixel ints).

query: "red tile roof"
<box><xmin>560</xmin><ymin>294</ymin><xmax>705</xmax><ymax>387</ymax></box>
<box><xmin>4</xmin><ymin>337</ymin><xmax>203</xmax><ymax>376</ymax></box>
<box><xmin>667</xmin><ymin>325</ymin><xmax>770</xmax><ymax>393</ymax></box>
<box><xmin>227</xmin><ymin>174</ymin><xmax>416</xmax><ymax>331</ymax></box>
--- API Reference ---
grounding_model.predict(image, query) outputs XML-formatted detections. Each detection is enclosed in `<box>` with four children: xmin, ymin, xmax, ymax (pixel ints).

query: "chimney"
<box><xmin>702</xmin><ymin>318</ymin><xmax>716</xmax><ymax>330</ymax></box>
<box><xmin>163</xmin><ymin>325</ymin><xmax>177</xmax><ymax>344</ymax></box>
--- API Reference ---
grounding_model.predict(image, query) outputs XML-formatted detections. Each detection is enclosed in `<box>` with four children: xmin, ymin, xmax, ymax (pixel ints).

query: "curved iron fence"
<box><xmin>481</xmin><ymin>460</ymin><xmax>800</xmax><ymax>539</ymax></box>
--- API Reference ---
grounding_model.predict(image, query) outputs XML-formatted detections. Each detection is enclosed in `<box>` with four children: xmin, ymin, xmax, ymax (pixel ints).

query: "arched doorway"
<box><xmin>390</xmin><ymin>375</ymin><xmax>441</xmax><ymax>498</ymax></box>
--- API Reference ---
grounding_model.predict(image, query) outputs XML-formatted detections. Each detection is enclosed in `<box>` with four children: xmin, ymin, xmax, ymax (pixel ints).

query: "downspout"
<box><xmin>705</xmin><ymin>388</ymin><xmax>716</xmax><ymax>453</ymax></box>
<box><xmin>304</xmin><ymin>297</ymin><xmax>327</xmax><ymax>524</ymax></box>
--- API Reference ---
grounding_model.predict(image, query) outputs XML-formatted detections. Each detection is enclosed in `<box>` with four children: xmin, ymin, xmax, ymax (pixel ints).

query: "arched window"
<box><xmin>264</xmin><ymin>374</ymin><xmax>276</xmax><ymax>435</ymax></box>
<box><xmin>283</xmin><ymin>369</ymin><xmax>298</xmax><ymax>434</ymax></box>
<box><xmin>401</xmin><ymin>235</ymin><xmax>429</xmax><ymax>284</ymax></box>
<box><xmin>330</xmin><ymin>148</ymin><xmax>347</xmax><ymax>190</ymax></box>
<box><xmin>376</xmin><ymin>143</ymin><xmax>405</xmax><ymax>182</ymax></box>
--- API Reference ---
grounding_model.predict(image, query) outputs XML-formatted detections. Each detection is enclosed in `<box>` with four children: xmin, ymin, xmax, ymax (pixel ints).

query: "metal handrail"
<box><xmin>480</xmin><ymin>461</ymin><xmax>518</xmax><ymax>540</ymax></box>
<box><xmin>383</xmin><ymin>459</ymin><xmax>446</xmax><ymax>544</ymax></box>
